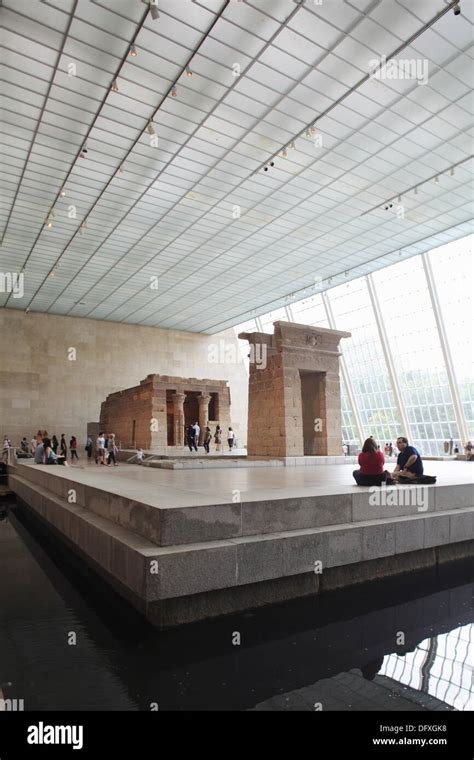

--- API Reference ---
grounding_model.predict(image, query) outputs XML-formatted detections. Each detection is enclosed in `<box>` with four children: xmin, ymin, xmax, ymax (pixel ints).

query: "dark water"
<box><xmin>0</xmin><ymin>502</ymin><xmax>472</xmax><ymax>711</ymax></box>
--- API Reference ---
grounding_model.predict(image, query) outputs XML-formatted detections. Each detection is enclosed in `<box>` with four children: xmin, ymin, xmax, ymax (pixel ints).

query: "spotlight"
<box><xmin>434</xmin><ymin>175</ymin><xmax>439</xmax><ymax>184</ymax></box>
<box><xmin>305</xmin><ymin>128</ymin><xmax>311</xmax><ymax>138</ymax></box>
<box><xmin>111</xmin><ymin>79</ymin><xmax>119</xmax><ymax>93</ymax></box>
<box><xmin>146</xmin><ymin>120</ymin><xmax>156</xmax><ymax>135</ymax></box>
<box><xmin>46</xmin><ymin>218</ymin><xmax>53</xmax><ymax>229</ymax></box>
<box><xmin>118</xmin><ymin>164</ymin><xmax>124</xmax><ymax>174</ymax></box>
<box><xmin>309</xmin><ymin>126</ymin><xmax>316</xmax><ymax>137</ymax></box>
<box><xmin>171</xmin><ymin>85</ymin><xmax>177</xmax><ymax>97</ymax></box>
<box><xmin>453</xmin><ymin>2</ymin><xmax>460</xmax><ymax>15</ymax></box>
<box><xmin>80</xmin><ymin>143</ymin><xmax>88</xmax><ymax>158</ymax></box>
<box><xmin>129</xmin><ymin>44</ymin><xmax>137</xmax><ymax>57</ymax></box>
<box><xmin>414</xmin><ymin>186</ymin><xmax>418</xmax><ymax>195</ymax></box>
<box><xmin>281</xmin><ymin>147</ymin><xmax>288</xmax><ymax>158</ymax></box>
<box><xmin>450</xmin><ymin>167</ymin><xmax>455</xmax><ymax>176</ymax></box>
<box><xmin>186</xmin><ymin>65</ymin><xmax>193</xmax><ymax>77</ymax></box>
<box><xmin>149</xmin><ymin>0</ymin><xmax>159</xmax><ymax>20</ymax></box>
<box><xmin>397</xmin><ymin>194</ymin><xmax>401</xmax><ymax>203</ymax></box>
<box><xmin>60</xmin><ymin>188</ymin><xmax>66</xmax><ymax>197</ymax></box>
<box><xmin>289</xmin><ymin>141</ymin><xmax>296</xmax><ymax>150</ymax></box>
<box><xmin>270</xmin><ymin>161</ymin><xmax>274</xmax><ymax>167</ymax></box>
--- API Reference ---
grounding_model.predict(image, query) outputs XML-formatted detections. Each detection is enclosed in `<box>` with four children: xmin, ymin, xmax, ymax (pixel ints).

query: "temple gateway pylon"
<box><xmin>239</xmin><ymin>321</ymin><xmax>351</xmax><ymax>458</ymax></box>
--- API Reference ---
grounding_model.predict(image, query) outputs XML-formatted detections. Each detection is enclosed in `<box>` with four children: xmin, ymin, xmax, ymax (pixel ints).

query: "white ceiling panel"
<box><xmin>0</xmin><ymin>0</ymin><xmax>472</xmax><ymax>332</ymax></box>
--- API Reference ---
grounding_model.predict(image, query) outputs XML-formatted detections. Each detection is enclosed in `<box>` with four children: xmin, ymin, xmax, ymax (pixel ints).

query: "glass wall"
<box><xmin>428</xmin><ymin>242</ymin><xmax>474</xmax><ymax>440</ymax></box>
<box><xmin>328</xmin><ymin>278</ymin><xmax>402</xmax><ymax>445</ymax></box>
<box><xmin>234</xmin><ymin>233</ymin><xmax>473</xmax><ymax>456</ymax></box>
<box><xmin>373</xmin><ymin>256</ymin><xmax>459</xmax><ymax>456</ymax></box>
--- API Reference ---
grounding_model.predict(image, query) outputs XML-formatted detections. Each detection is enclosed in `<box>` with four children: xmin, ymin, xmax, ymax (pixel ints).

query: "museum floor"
<box><xmin>21</xmin><ymin>459</ymin><xmax>473</xmax><ymax>509</ymax></box>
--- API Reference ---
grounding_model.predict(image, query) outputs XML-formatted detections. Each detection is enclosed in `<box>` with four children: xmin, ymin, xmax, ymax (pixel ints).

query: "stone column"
<box><xmin>171</xmin><ymin>392</ymin><xmax>186</xmax><ymax>447</ymax></box>
<box><xmin>198</xmin><ymin>394</ymin><xmax>211</xmax><ymax>445</ymax></box>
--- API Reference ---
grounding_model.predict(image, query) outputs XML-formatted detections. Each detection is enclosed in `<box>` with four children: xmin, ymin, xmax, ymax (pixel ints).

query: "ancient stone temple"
<box><xmin>99</xmin><ymin>374</ymin><xmax>231</xmax><ymax>450</ymax></box>
<box><xmin>239</xmin><ymin>321</ymin><xmax>350</xmax><ymax>458</ymax></box>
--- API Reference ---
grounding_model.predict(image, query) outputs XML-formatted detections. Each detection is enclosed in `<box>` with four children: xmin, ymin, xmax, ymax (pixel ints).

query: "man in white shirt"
<box><xmin>97</xmin><ymin>433</ymin><xmax>105</xmax><ymax>465</ymax></box>
<box><xmin>193</xmin><ymin>422</ymin><xmax>200</xmax><ymax>448</ymax></box>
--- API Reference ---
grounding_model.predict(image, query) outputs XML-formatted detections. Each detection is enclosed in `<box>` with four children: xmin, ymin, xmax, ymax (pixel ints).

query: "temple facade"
<box><xmin>239</xmin><ymin>321</ymin><xmax>350</xmax><ymax>457</ymax></box>
<box><xmin>99</xmin><ymin>374</ymin><xmax>232</xmax><ymax>450</ymax></box>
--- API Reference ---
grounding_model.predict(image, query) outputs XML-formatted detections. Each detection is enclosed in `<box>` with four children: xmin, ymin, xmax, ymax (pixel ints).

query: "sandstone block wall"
<box><xmin>240</xmin><ymin>321</ymin><xmax>350</xmax><ymax>457</ymax></box>
<box><xmin>0</xmin><ymin>308</ymin><xmax>248</xmax><ymax>446</ymax></box>
<box><xmin>99</xmin><ymin>374</ymin><xmax>232</xmax><ymax>449</ymax></box>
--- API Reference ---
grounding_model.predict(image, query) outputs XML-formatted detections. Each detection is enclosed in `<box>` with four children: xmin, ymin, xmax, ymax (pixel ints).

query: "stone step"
<box><xmin>13</xmin><ymin>461</ymin><xmax>474</xmax><ymax>547</ymax></box>
<box><xmin>9</xmin><ymin>472</ymin><xmax>474</xmax><ymax>628</ymax></box>
<box><xmin>10</xmin><ymin>473</ymin><xmax>474</xmax><ymax>604</ymax></box>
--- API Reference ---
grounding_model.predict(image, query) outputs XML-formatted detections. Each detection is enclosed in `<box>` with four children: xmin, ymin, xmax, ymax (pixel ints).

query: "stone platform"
<box><xmin>8</xmin><ymin>460</ymin><xmax>474</xmax><ymax>628</ymax></box>
<box><xmin>119</xmin><ymin>448</ymin><xmax>359</xmax><ymax>469</ymax></box>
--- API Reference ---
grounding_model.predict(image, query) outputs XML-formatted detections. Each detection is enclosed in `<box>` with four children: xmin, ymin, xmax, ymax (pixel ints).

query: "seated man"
<box><xmin>392</xmin><ymin>437</ymin><xmax>423</xmax><ymax>481</ymax></box>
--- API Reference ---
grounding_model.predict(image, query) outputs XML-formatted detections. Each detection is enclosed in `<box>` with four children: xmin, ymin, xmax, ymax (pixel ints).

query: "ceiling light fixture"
<box><xmin>60</xmin><ymin>188</ymin><xmax>66</xmax><ymax>197</ymax></box>
<box><xmin>149</xmin><ymin>0</ymin><xmax>159</xmax><ymax>20</ymax></box>
<box><xmin>281</xmin><ymin>147</ymin><xmax>288</xmax><ymax>158</ymax></box>
<box><xmin>434</xmin><ymin>175</ymin><xmax>439</xmax><ymax>184</ymax></box>
<box><xmin>146</xmin><ymin>120</ymin><xmax>156</xmax><ymax>135</ymax></box>
<box><xmin>129</xmin><ymin>44</ymin><xmax>137</xmax><ymax>57</ymax></box>
<box><xmin>111</xmin><ymin>79</ymin><xmax>119</xmax><ymax>93</ymax></box>
<box><xmin>450</xmin><ymin>167</ymin><xmax>455</xmax><ymax>176</ymax></box>
<box><xmin>453</xmin><ymin>2</ymin><xmax>461</xmax><ymax>15</ymax></box>
<box><xmin>171</xmin><ymin>85</ymin><xmax>177</xmax><ymax>97</ymax></box>
<box><xmin>414</xmin><ymin>186</ymin><xmax>418</xmax><ymax>195</ymax></box>
<box><xmin>289</xmin><ymin>142</ymin><xmax>296</xmax><ymax>150</ymax></box>
<box><xmin>186</xmin><ymin>65</ymin><xmax>192</xmax><ymax>77</ymax></box>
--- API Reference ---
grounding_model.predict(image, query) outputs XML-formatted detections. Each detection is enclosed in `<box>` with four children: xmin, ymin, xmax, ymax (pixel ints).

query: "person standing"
<box><xmin>193</xmin><ymin>421</ymin><xmax>200</xmax><ymax>449</ymax></box>
<box><xmin>2</xmin><ymin>436</ymin><xmax>11</xmax><ymax>464</ymax></box>
<box><xmin>34</xmin><ymin>440</ymin><xmax>45</xmax><ymax>464</ymax></box>
<box><xmin>30</xmin><ymin>435</ymin><xmax>37</xmax><ymax>456</ymax></box>
<box><xmin>449</xmin><ymin>437</ymin><xmax>453</xmax><ymax>455</ymax></box>
<box><xmin>60</xmin><ymin>434</ymin><xmax>67</xmax><ymax>461</ymax></box>
<box><xmin>227</xmin><ymin>427</ymin><xmax>235</xmax><ymax>451</ymax></box>
<box><xmin>186</xmin><ymin>425</ymin><xmax>197</xmax><ymax>452</ymax></box>
<box><xmin>203</xmin><ymin>426</ymin><xmax>212</xmax><ymax>454</ymax></box>
<box><xmin>214</xmin><ymin>425</ymin><xmax>222</xmax><ymax>453</ymax></box>
<box><xmin>51</xmin><ymin>435</ymin><xmax>59</xmax><ymax>454</ymax></box>
<box><xmin>97</xmin><ymin>432</ymin><xmax>105</xmax><ymax>465</ymax></box>
<box><xmin>85</xmin><ymin>436</ymin><xmax>93</xmax><ymax>460</ymax></box>
<box><xmin>70</xmin><ymin>436</ymin><xmax>79</xmax><ymax>462</ymax></box>
<box><xmin>389</xmin><ymin>442</ymin><xmax>393</xmax><ymax>457</ymax></box>
<box><xmin>106</xmin><ymin>434</ymin><xmax>118</xmax><ymax>466</ymax></box>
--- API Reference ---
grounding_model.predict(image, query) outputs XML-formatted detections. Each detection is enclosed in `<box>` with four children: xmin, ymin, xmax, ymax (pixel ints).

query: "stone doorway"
<box><xmin>299</xmin><ymin>370</ymin><xmax>327</xmax><ymax>456</ymax></box>
<box><xmin>184</xmin><ymin>392</ymin><xmax>200</xmax><ymax>429</ymax></box>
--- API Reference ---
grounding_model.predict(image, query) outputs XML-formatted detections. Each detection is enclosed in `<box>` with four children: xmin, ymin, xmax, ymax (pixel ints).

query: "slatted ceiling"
<box><xmin>0</xmin><ymin>2</ymin><xmax>472</xmax><ymax>329</ymax></box>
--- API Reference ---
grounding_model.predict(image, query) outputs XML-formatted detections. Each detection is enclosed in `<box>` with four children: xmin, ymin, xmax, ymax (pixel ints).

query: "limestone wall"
<box><xmin>0</xmin><ymin>308</ymin><xmax>248</xmax><ymax>445</ymax></box>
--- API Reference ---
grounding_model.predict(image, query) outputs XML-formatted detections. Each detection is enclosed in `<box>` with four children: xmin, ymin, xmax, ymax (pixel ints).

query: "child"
<box><xmin>136</xmin><ymin>448</ymin><xmax>144</xmax><ymax>464</ymax></box>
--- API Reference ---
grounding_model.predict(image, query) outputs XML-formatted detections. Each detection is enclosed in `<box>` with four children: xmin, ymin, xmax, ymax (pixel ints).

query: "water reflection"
<box><xmin>0</xmin><ymin>504</ymin><xmax>472</xmax><ymax>711</ymax></box>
